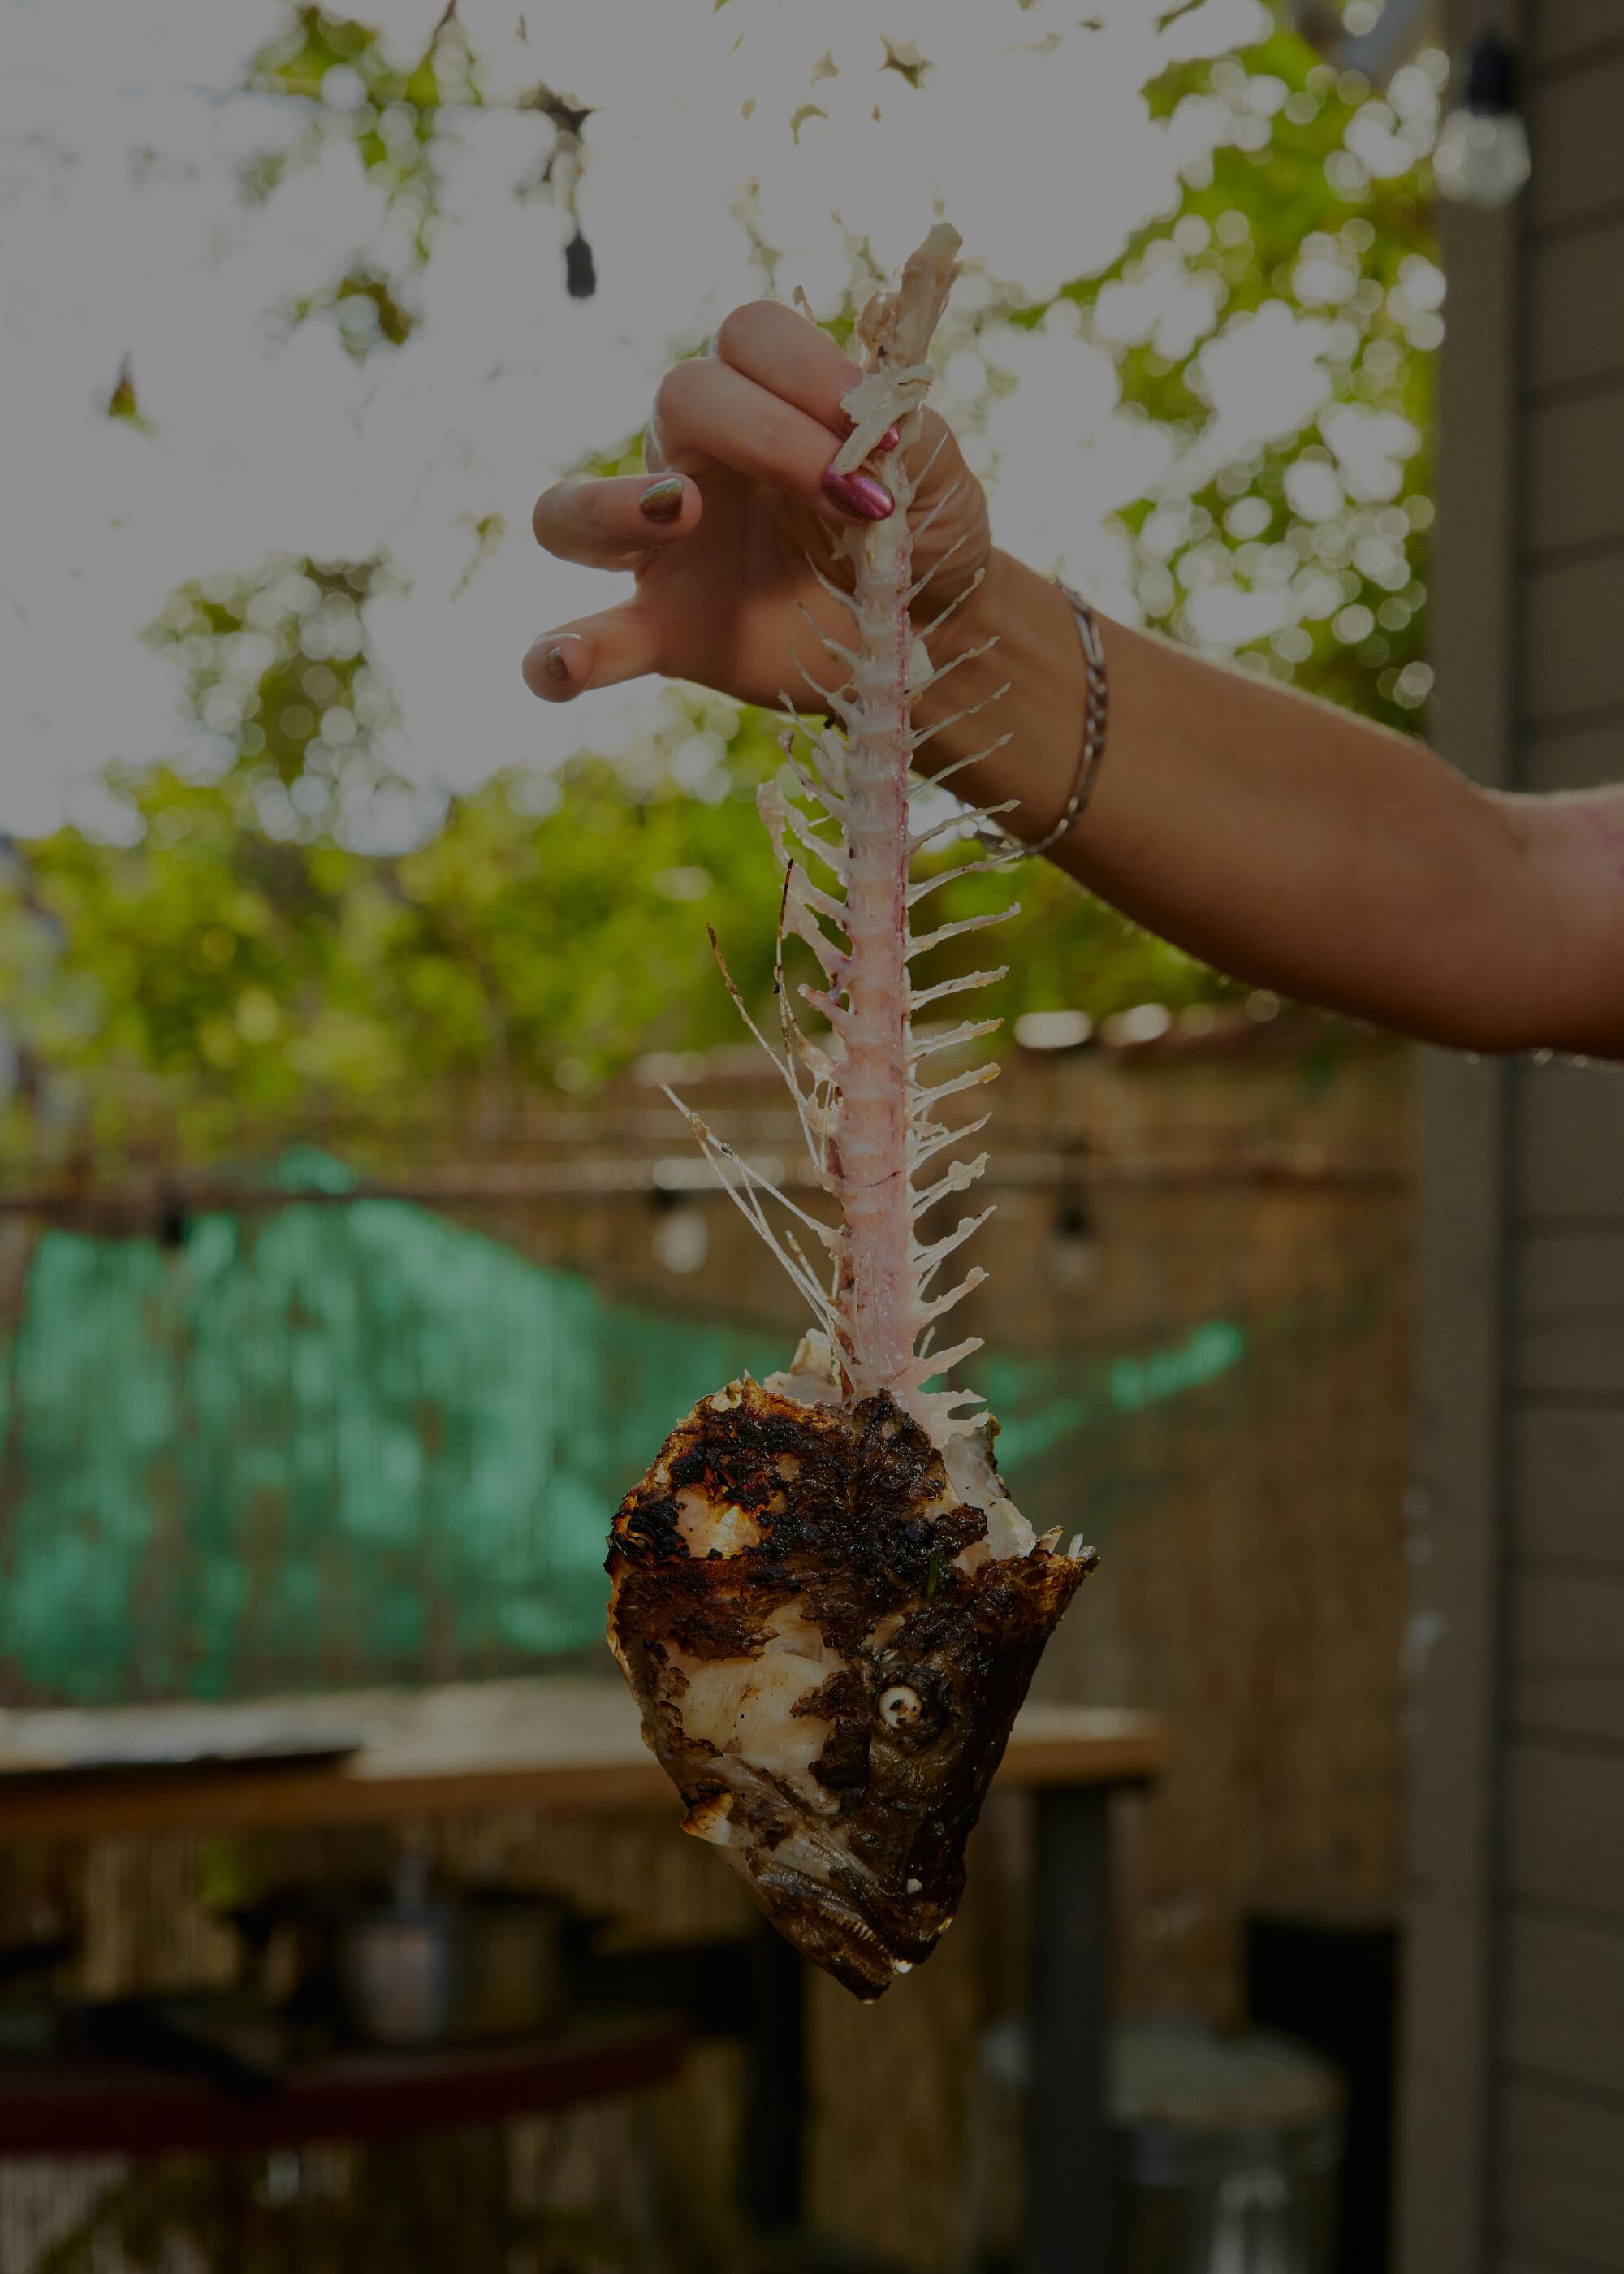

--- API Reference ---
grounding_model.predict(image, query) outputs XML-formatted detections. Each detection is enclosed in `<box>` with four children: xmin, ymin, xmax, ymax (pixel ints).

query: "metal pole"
<box><xmin>741</xmin><ymin>1917</ymin><xmax>807</xmax><ymax>2233</ymax></box>
<box><xmin>1024</xmin><ymin>1785</ymin><xmax>1115</xmax><ymax>2274</ymax></box>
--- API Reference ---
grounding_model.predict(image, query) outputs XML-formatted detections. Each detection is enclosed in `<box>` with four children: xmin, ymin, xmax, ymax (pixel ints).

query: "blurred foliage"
<box><xmin>1090</xmin><ymin>27</ymin><xmax>1437</xmax><ymax>732</ymax></box>
<box><xmin>245</xmin><ymin>2</ymin><xmax>477</xmax><ymax>212</ymax></box>
<box><xmin>241</xmin><ymin>2</ymin><xmax>594</xmax><ymax>318</ymax></box>
<box><xmin>5</xmin><ymin>556</ymin><xmax>788</xmax><ymax>1152</ymax></box>
<box><xmin>4</xmin><ymin>3</ymin><xmax>1442</xmax><ymax>1157</ymax></box>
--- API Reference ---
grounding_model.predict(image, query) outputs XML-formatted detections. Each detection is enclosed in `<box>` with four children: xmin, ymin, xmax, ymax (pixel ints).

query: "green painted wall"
<box><xmin>0</xmin><ymin>1170</ymin><xmax>1246</xmax><ymax>1705</ymax></box>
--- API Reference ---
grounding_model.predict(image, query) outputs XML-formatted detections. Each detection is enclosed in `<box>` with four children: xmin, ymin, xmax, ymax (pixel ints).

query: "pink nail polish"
<box><xmin>823</xmin><ymin>468</ymin><xmax>894</xmax><ymax>521</ymax></box>
<box><xmin>844</xmin><ymin>415</ymin><xmax>902</xmax><ymax>453</ymax></box>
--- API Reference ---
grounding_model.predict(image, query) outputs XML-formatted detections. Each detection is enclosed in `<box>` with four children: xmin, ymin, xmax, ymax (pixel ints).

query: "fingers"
<box><xmin>531</xmin><ymin>471</ymin><xmax>699</xmax><ymax>568</ymax></box>
<box><xmin>714</xmin><ymin>298</ymin><xmax>952</xmax><ymax>491</ymax></box>
<box><xmin>712</xmin><ymin>299</ymin><xmax>862</xmax><ymax>438</ymax></box>
<box><xmin>521</xmin><ymin>600</ymin><xmax>665</xmax><ymax>703</ymax></box>
<box><xmin>647</xmin><ymin>357</ymin><xmax>893</xmax><ymax>527</ymax></box>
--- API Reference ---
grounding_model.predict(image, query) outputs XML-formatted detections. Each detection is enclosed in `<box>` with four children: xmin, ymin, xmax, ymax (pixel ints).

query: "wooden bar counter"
<box><xmin>0</xmin><ymin>1679</ymin><xmax>1168</xmax><ymax>1842</ymax></box>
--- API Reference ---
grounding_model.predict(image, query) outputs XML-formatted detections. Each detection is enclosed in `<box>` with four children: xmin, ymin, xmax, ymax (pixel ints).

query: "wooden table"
<box><xmin>0</xmin><ymin>1680</ymin><xmax>1168</xmax><ymax>2274</ymax></box>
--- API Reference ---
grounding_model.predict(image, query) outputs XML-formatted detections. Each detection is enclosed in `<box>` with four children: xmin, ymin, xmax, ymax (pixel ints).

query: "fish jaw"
<box><xmin>606</xmin><ymin>1376</ymin><xmax>1094</xmax><ymax>1999</ymax></box>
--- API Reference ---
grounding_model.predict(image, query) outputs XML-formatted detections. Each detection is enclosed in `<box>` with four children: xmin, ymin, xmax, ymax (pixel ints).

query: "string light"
<box><xmin>1434</xmin><ymin>0</ymin><xmax>1531</xmax><ymax>210</ymax></box>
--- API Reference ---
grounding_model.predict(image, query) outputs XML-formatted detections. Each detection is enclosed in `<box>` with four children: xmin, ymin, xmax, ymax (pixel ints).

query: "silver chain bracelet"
<box><xmin>974</xmin><ymin>579</ymin><xmax>1108</xmax><ymax>860</ymax></box>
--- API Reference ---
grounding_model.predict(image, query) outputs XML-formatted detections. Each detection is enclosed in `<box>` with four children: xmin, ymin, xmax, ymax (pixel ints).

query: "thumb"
<box><xmin>521</xmin><ymin>599</ymin><xmax>665</xmax><ymax>702</ymax></box>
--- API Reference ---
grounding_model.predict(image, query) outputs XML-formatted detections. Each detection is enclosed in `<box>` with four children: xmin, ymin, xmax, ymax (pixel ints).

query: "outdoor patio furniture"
<box><xmin>0</xmin><ymin>1679</ymin><xmax>1166</xmax><ymax>2272</ymax></box>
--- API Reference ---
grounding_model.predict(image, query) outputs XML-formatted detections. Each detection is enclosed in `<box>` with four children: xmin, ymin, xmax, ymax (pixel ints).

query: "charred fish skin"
<box><xmin>607</xmin><ymin>1377</ymin><xmax>1094</xmax><ymax>1999</ymax></box>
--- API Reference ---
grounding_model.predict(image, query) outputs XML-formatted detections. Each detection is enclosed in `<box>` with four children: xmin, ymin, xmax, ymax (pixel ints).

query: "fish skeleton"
<box><xmin>608</xmin><ymin>224</ymin><xmax>1095</xmax><ymax>2000</ymax></box>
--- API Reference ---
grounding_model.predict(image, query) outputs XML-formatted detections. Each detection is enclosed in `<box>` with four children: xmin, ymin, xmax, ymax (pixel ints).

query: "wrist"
<box><xmin>909</xmin><ymin>547</ymin><xmax>1017</xmax><ymax>766</ymax></box>
<box><xmin>912</xmin><ymin>549</ymin><xmax>1089</xmax><ymax>839</ymax></box>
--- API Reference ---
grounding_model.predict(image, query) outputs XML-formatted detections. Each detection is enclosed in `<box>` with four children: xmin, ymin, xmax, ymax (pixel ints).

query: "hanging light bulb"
<box><xmin>1434</xmin><ymin>8</ymin><xmax>1531</xmax><ymax>210</ymax></box>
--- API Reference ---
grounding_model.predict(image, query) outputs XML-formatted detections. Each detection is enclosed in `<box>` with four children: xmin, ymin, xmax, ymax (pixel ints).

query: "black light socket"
<box><xmin>1464</xmin><ymin>30</ymin><xmax>1518</xmax><ymax>115</ymax></box>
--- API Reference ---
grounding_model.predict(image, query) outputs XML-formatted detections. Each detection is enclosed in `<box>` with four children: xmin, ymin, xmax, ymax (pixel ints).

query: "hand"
<box><xmin>522</xmin><ymin>299</ymin><xmax>991</xmax><ymax>715</ymax></box>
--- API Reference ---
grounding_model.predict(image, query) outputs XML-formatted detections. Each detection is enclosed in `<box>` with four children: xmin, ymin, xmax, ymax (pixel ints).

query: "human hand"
<box><xmin>523</xmin><ymin>299</ymin><xmax>990</xmax><ymax>715</ymax></box>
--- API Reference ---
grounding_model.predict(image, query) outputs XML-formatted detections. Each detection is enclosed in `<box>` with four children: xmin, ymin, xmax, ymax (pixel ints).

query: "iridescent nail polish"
<box><xmin>640</xmin><ymin>475</ymin><xmax>684</xmax><ymax>522</ymax></box>
<box><xmin>823</xmin><ymin>468</ymin><xmax>894</xmax><ymax>521</ymax></box>
<box><xmin>540</xmin><ymin>645</ymin><xmax>570</xmax><ymax>684</ymax></box>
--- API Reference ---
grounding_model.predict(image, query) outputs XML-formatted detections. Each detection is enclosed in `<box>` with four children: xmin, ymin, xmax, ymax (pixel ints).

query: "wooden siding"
<box><xmin>1514</xmin><ymin>1232</ymin><xmax>1624</xmax><ymax>1398</ymax></box>
<box><xmin>1488</xmin><ymin>11</ymin><xmax>1624</xmax><ymax>2259</ymax></box>
<box><xmin>1510</xmin><ymin>1409</ymin><xmax>1624</xmax><ymax>1569</ymax></box>
<box><xmin>1396</xmin><ymin>11</ymin><xmax>1523</xmax><ymax>2262</ymax></box>
<box><xmin>1404</xmin><ymin>3</ymin><xmax>1624</xmax><ymax>2267</ymax></box>
<box><xmin>1496</xmin><ymin>2084</ymin><xmax>1624</xmax><ymax>2271</ymax></box>
<box><xmin>1524</xmin><ymin>555</ymin><xmax>1624</xmax><ymax>723</ymax></box>
<box><xmin>1531</xmin><ymin>0</ymin><xmax>1624</xmax><ymax>69</ymax></box>
<box><xmin>1495</xmin><ymin>2259</ymin><xmax>1621</xmax><ymax>2274</ymax></box>
<box><xmin>1528</xmin><ymin>47</ymin><xmax>1624</xmax><ymax>238</ymax></box>
<box><xmin>1493</xmin><ymin>126</ymin><xmax>1624</xmax><ymax>2238</ymax></box>
<box><xmin>1524</xmin><ymin>716</ymin><xmax>1624</xmax><ymax>793</ymax></box>
<box><xmin>1501</xmin><ymin>1912</ymin><xmax>1624</xmax><ymax>2097</ymax></box>
<box><xmin>1509</xmin><ymin>1571</ymin><xmax>1624</xmax><ymax>1746</ymax></box>
<box><xmin>1501</xmin><ymin>1744</ymin><xmax>1624</xmax><ymax>1918</ymax></box>
<box><xmin>1528</xmin><ymin>220</ymin><xmax>1624</xmax><ymax>404</ymax></box>
<box><xmin>1527</xmin><ymin>396</ymin><xmax>1624</xmax><ymax>559</ymax></box>
<box><xmin>1514</xmin><ymin>1066</ymin><xmax>1624</xmax><ymax>1219</ymax></box>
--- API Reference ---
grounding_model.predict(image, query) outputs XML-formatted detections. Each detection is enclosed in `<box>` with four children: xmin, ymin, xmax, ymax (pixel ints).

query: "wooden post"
<box><xmin>1393</xmin><ymin>1</ymin><xmax>1523</xmax><ymax>2264</ymax></box>
<box><xmin>1024</xmin><ymin>1786</ymin><xmax>1115</xmax><ymax>2274</ymax></box>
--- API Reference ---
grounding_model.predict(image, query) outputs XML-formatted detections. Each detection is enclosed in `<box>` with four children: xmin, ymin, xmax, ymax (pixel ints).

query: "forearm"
<box><xmin>917</xmin><ymin>550</ymin><xmax>1624</xmax><ymax>1057</ymax></box>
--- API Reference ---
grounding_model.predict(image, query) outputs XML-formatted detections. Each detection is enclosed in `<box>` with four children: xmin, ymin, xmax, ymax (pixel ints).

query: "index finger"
<box><xmin>533</xmin><ymin>471</ymin><xmax>698</xmax><ymax>568</ymax></box>
<box><xmin>713</xmin><ymin>298</ymin><xmax>944</xmax><ymax>480</ymax></box>
<box><xmin>711</xmin><ymin>300</ymin><xmax>863</xmax><ymax>439</ymax></box>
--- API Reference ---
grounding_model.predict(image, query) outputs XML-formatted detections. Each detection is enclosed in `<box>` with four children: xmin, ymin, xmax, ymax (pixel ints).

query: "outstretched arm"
<box><xmin>524</xmin><ymin>298</ymin><xmax>1624</xmax><ymax>1061</ymax></box>
<box><xmin>916</xmin><ymin>552</ymin><xmax>1624</xmax><ymax>1058</ymax></box>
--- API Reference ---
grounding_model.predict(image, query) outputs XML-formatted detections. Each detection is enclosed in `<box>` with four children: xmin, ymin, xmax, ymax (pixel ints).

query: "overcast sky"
<box><xmin>0</xmin><ymin>0</ymin><xmax>1343</xmax><ymax>837</ymax></box>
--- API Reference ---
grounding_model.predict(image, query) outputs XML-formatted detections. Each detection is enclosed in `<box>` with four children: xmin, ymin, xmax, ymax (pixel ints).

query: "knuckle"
<box><xmin>714</xmin><ymin>300</ymin><xmax>775</xmax><ymax>367</ymax></box>
<box><xmin>753</xmin><ymin>409</ymin><xmax>804</xmax><ymax>477</ymax></box>
<box><xmin>650</xmin><ymin>358</ymin><xmax>702</xmax><ymax>436</ymax></box>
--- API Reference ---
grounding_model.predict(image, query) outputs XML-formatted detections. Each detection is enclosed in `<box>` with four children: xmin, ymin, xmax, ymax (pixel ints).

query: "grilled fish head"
<box><xmin>607</xmin><ymin>1375</ymin><xmax>1094</xmax><ymax>1999</ymax></box>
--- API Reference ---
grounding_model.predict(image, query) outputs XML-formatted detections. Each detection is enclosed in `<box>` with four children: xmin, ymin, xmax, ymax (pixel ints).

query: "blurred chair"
<box><xmin>959</xmin><ymin>2014</ymin><xmax>1343</xmax><ymax>2274</ymax></box>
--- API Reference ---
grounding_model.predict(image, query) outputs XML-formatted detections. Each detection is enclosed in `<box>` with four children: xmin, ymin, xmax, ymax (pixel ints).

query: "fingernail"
<box><xmin>525</xmin><ymin>633</ymin><xmax>587</xmax><ymax>695</ymax></box>
<box><xmin>823</xmin><ymin>467</ymin><xmax>894</xmax><ymax>521</ymax></box>
<box><xmin>639</xmin><ymin>475</ymin><xmax>684</xmax><ymax>522</ymax></box>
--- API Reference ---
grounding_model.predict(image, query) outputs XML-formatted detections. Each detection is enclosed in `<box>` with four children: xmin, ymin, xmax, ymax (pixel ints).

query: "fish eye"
<box><xmin>879</xmin><ymin>1684</ymin><xmax>924</xmax><ymax>1731</ymax></box>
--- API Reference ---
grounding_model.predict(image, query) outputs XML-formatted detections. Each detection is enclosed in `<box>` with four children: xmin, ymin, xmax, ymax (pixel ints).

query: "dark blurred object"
<box><xmin>1245</xmin><ymin>1909</ymin><xmax>1398</xmax><ymax>2274</ymax></box>
<box><xmin>580</xmin><ymin>1917</ymin><xmax>807</xmax><ymax>2233</ymax></box>
<box><xmin>98</xmin><ymin>1990</ymin><xmax>299</xmax><ymax>2095</ymax></box>
<box><xmin>235</xmin><ymin>1860</ymin><xmax>570</xmax><ymax>2050</ymax></box>
<box><xmin>0</xmin><ymin>1930</ymin><xmax>73</xmax><ymax>2055</ymax></box>
<box><xmin>961</xmin><ymin>2014</ymin><xmax>1343</xmax><ymax>2274</ymax></box>
<box><xmin>1111</xmin><ymin>2021</ymin><xmax>1341</xmax><ymax>2274</ymax></box>
<box><xmin>333</xmin><ymin>1872</ymin><xmax>568</xmax><ymax>2048</ymax></box>
<box><xmin>0</xmin><ymin>2004</ymin><xmax>686</xmax><ymax>2156</ymax></box>
<box><xmin>564</xmin><ymin>228</ymin><xmax>596</xmax><ymax>298</ymax></box>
